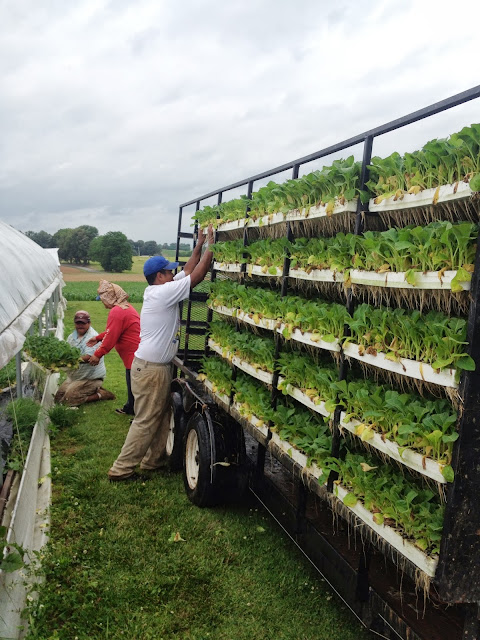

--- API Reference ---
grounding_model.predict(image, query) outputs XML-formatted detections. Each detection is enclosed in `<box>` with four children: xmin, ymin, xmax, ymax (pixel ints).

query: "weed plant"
<box><xmin>5</xmin><ymin>398</ymin><xmax>40</xmax><ymax>471</ymax></box>
<box><xmin>48</xmin><ymin>404</ymin><xmax>79</xmax><ymax>429</ymax></box>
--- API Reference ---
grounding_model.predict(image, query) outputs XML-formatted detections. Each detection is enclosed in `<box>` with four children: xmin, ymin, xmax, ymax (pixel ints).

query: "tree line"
<box><xmin>24</xmin><ymin>227</ymin><xmax>192</xmax><ymax>273</ymax></box>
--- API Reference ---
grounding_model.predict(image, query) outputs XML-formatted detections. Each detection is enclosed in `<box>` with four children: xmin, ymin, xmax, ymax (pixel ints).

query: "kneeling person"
<box><xmin>54</xmin><ymin>310</ymin><xmax>115</xmax><ymax>407</ymax></box>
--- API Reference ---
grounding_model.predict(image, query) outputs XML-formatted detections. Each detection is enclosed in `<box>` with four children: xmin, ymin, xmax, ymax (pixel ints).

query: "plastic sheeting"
<box><xmin>0</xmin><ymin>220</ymin><xmax>62</xmax><ymax>369</ymax></box>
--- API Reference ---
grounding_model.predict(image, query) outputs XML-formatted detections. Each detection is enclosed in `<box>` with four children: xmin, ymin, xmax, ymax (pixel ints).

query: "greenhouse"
<box><xmin>0</xmin><ymin>220</ymin><xmax>65</xmax><ymax>637</ymax></box>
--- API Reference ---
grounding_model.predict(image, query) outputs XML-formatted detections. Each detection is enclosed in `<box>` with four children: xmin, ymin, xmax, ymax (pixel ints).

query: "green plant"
<box><xmin>48</xmin><ymin>404</ymin><xmax>79</xmax><ymax>429</ymax></box>
<box><xmin>24</xmin><ymin>334</ymin><xmax>81</xmax><ymax>371</ymax></box>
<box><xmin>5</xmin><ymin>398</ymin><xmax>41</xmax><ymax>470</ymax></box>
<box><xmin>0</xmin><ymin>526</ymin><xmax>25</xmax><ymax>573</ymax></box>
<box><xmin>0</xmin><ymin>359</ymin><xmax>17</xmax><ymax>389</ymax></box>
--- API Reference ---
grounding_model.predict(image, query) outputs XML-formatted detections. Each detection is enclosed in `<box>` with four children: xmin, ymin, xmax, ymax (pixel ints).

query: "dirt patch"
<box><xmin>61</xmin><ymin>265</ymin><xmax>145</xmax><ymax>283</ymax></box>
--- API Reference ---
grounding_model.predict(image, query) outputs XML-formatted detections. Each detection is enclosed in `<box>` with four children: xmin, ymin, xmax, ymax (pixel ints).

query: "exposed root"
<box><xmin>349</xmin><ymin>284</ymin><xmax>470</xmax><ymax>315</ymax></box>
<box><xmin>377</xmin><ymin>197</ymin><xmax>480</xmax><ymax>229</ymax></box>
<box><xmin>326</xmin><ymin>490</ymin><xmax>433</xmax><ymax>596</ymax></box>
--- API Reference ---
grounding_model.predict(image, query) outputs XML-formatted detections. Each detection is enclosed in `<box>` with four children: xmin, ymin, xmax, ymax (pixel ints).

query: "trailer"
<box><xmin>168</xmin><ymin>85</ymin><xmax>480</xmax><ymax>640</ymax></box>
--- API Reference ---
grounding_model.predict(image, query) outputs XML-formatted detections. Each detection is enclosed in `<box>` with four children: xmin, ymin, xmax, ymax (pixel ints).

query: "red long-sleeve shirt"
<box><xmin>94</xmin><ymin>305</ymin><xmax>140</xmax><ymax>369</ymax></box>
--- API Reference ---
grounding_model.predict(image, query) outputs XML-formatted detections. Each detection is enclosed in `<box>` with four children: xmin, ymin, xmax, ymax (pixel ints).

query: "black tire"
<box><xmin>165</xmin><ymin>391</ymin><xmax>185</xmax><ymax>472</ymax></box>
<box><xmin>183</xmin><ymin>411</ymin><xmax>217</xmax><ymax>507</ymax></box>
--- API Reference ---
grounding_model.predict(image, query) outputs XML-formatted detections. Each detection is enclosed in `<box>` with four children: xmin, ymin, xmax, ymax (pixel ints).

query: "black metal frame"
<box><xmin>175</xmin><ymin>85</ymin><xmax>480</xmax><ymax>639</ymax></box>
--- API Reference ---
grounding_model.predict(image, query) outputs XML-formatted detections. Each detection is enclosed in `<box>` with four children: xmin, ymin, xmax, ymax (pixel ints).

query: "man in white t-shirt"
<box><xmin>108</xmin><ymin>226</ymin><xmax>214</xmax><ymax>481</ymax></box>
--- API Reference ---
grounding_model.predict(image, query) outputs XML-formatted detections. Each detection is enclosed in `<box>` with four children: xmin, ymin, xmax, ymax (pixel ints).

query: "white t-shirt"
<box><xmin>135</xmin><ymin>271</ymin><xmax>191</xmax><ymax>363</ymax></box>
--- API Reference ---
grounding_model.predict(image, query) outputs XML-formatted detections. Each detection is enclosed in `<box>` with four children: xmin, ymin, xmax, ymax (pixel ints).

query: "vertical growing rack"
<box><xmin>173</xmin><ymin>85</ymin><xmax>480</xmax><ymax>640</ymax></box>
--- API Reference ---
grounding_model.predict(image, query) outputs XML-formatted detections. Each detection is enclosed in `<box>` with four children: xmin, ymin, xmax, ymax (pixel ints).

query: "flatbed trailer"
<box><xmin>167</xmin><ymin>85</ymin><xmax>480</xmax><ymax>640</ymax></box>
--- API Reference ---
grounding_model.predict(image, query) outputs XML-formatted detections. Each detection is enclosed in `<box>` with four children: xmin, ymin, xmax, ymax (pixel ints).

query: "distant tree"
<box><xmin>69</xmin><ymin>225</ymin><xmax>98</xmax><ymax>264</ymax></box>
<box><xmin>24</xmin><ymin>230</ymin><xmax>54</xmax><ymax>248</ymax></box>
<box><xmin>89</xmin><ymin>236</ymin><xmax>103</xmax><ymax>263</ymax></box>
<box><xmin>96</xmin><ymin>232</ymin><xmax>133</xmax><ymax>272</ymax></box>
<box><xmin>52</xmin><ymin>228</ymin><xmax>74</xmax><ymax>262</ymax></box>
<box><xmin>143</xmin><ymin>240</ymin><xmax>159</xmax><ymax>255</ymax></box>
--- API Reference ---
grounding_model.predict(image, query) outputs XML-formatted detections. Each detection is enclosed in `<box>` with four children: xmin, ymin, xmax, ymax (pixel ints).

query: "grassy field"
<box><xmin>23</xmin><ymin>295</ymin><xmax>372</xmax><ymax>639</ymax></box>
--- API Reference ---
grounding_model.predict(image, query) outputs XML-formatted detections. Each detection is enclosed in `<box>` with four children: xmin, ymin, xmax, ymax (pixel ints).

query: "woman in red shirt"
<box><xmin>87</xmin><ymin>280</ymin><xmax>141</xmax><ymax>415</ymax></box>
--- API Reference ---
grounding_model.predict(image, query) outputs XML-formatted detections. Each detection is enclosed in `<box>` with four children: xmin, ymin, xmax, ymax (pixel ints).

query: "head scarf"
<box><xmin>97</xmin><ymin>280</ymin><xmax>129</xmax><ymax>309</ymax></box>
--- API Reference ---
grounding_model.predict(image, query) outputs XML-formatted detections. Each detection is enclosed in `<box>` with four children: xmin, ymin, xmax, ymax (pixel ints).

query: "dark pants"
<box><xmin>122</xmin><ymin>369</ymin><xmax>135</xmax><ymax>415</ymax></box>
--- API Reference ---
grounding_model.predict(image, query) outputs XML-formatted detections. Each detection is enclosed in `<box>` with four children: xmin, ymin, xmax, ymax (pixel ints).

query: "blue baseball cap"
<box><xmin>143</xmin><ymin>255</ymin><xmax>179</xmax><ymax>277</ymax></box>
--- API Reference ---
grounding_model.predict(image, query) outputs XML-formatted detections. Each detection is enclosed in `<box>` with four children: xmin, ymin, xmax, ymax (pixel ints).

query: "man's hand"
<box><xmin>86</xmin><ymin>337</ymin><xmax>97</xmax><ymax>347</ymax></box>
<box><xmin>89</xmin><ymin>355</ymin><xmax>100</xmax><ymax>366</ymax></box>
<box><xmin>206</xmin><ymin>224</ymin><xmax>214</xmax><ymax>246</ymax></box>
<box><xmin>197</xmin><ymin>226</ymin><xmax>206</xmax><ymax>247</ymax></box>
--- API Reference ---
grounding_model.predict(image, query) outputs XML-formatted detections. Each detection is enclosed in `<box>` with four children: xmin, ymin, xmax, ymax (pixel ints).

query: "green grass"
<box><xmin>24</xmin><ymin>301</ymin><xmax>371</xmax><ymax>640</ymax></box>
<box><xmin>63</xmin><ymin>281</ymin><xmax>148</xmax><ymax>302</ymax></box>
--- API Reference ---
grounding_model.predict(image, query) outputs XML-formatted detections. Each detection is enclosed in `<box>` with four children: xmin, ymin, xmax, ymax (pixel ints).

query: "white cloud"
<box><xmin>1</xmin><ymin>0</ymin><xmax>479</xmax><ymax>243</ymax></box>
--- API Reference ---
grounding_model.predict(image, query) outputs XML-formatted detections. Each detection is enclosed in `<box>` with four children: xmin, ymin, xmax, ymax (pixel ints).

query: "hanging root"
<box><xmin>377</xmin><ymin>197</ymin><xmax>480</xmax><ymax>229</ymax></box>
<box><xmin>289</xmin><ymin>278</ymin><xmax>346</xmax><ymax>303</ymax></box>
<box><xmin>350</xmin><ymin>284</ymin><xmax>470</xmax><ymax>315</ymax></box>
<box><xmin>325</xmin><ymin>490</ymin><xmax>433</xmax><ymax>595</ymax></box>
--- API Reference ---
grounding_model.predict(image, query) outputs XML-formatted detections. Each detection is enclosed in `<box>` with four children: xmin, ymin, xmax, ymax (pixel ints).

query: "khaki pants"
<box><xmin>109</xmin><ymin>357</ymin><xmax>172</xmax><ymax>477</ymax></box>
<box><xmin>55</xmin><ymin>378</ymin><xmax>103</xmax><ymax>406</ymax></box>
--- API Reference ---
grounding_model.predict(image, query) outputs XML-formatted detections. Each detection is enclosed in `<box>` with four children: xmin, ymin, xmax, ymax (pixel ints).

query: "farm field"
<box><xmin>23</xmin><ymin>284</ymin><xmax>371</xmax><ymax>639</ymax></box>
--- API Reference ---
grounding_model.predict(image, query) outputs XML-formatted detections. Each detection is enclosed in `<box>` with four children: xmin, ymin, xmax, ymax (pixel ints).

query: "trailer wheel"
<box><xmin>183</xmin><ymin>411</ymin><xmax>217</xmax><ymax>507</ymax></box>
<box><xmin>165</xmin><ymin>391</ymin><xmax>185</xmax><ymax>471</ymax></box>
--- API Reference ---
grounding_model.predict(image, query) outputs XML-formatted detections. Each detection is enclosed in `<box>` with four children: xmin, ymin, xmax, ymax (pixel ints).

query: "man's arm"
<box><xmin>189</xmin><ymin>226</ymin><xmax>214</xmax><ymax>289</ymax></box>
<box><xmin>182</xmin><ymin>226</ymin><xmax>210</xmax><ymax>275</ymax></box>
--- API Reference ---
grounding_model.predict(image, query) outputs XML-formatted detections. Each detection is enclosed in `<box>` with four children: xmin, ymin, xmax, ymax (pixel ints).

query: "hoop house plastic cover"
<box><xmin>0</xmin><ymin>220</ymin><xmax>62</xmax><ymax>369</ymax></box>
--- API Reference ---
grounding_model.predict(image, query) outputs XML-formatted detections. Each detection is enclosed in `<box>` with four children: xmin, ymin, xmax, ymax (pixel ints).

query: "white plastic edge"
<box><xmin>269</xmin><ymin>432</ymin><xmax>324</xmax><ymax>480</ymax></box>
<box><xmin>339</xmin><ymin>413</ymin><xmax>447</xmax><ymax>483</ymax></box>
<box><xmin>350</xmin><ymin>269</ymin><xmax>470</xmax><ymax>291</ymax></box>
<box><xmin>342</xmin><ymin>342</ymin><xmax>458</xmax><ymax>388</ymax></box>
<box><xmin>277</xmin><ymin>325</ymin><xmax>341</xmax><ymax>353</ymax></box>
<box><xmin>207</xmin><ymin>339</ymin><xmax>274</xmax><ymax>385</ymax></box>
<box><xmin>232</xmin><ymin>402</ymin><xmax>269</xmax><ymax>438</ymax></box>
<box><xmin>277</xmin><ymin>377</ymin><xmax>332</xmax><ymax>417</ymax></box>
<box><xmin>333</xmin><ymin>483</ymin><xmax>438</xmax><ymax>577</ymax></box>
<box><xmin>202</xmin><ymin>378</ymin><xmax>231</xmax><ymax>406</ymax></box>
<box><xmin>209</xmin><ymin>304</ymin><xmax>277</xmax><ymax>330</ymax></box>
<box><xmin>289</xmin><ymin>268</ymin><xmax>345</xmax><ymax>283</ymax></box>
<box><xmin>246</xmin><ymin>264</ymin><xmax>283</xmax><ymax>278</ymax></box>
<box><xmin>204</xmin><ymin>199</ymin><xmax>358</xmax><ymax>233</ymax></box>
<box><xmin>369</xmin><ymin>180</ymin><xmax>473</xmax><ymax>213</ymax></box>
<box><xmin>213</xmin><ymin>261</ymin><xmax>242</xmax><ymax>273</ymax></box>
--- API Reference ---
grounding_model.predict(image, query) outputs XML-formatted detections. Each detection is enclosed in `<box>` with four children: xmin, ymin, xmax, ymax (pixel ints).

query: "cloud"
<box><xmin>1</xmin><ymin>0</ymin><xmax>479</xmax><ymax>243</ymax></box>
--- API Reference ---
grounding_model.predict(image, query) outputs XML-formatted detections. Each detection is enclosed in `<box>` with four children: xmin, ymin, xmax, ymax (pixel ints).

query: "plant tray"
<box><xmin>269</xmin><ymin>432</ymin><xmax>324</xmax><ymax>480</ymax></box>
<box><xmin>342</xmin><ymin>342</ymin><xmax>458</xmax><ymax>388</ymax></box>
<box><xmin>207</xmin><ymin>339</ymin><xmax>274</xmax><ymax>385</ymax></box>
<box><xmin>209</xmin><ymin>304</ymin><xmax>278</xmax><ymax>330</ymax></box>
<box><xmin>369</xmin><ymin>180</ymin><xmax>474</xmax><ymax>213</ymax></box>
<box><xmin>213</xmin><ymin>261</ymin><xmax>242</xmax><ymax>273</ymax></box>
<box><xmin>247</xmin><ymin>264</ymin><xmax>283</xmax><ymax>278</ymax></box>
<box><xmin>202</xmin><ymin>378</ymin><xmax>231</xmax><ymax>407</ymax></box>
<box><xmin>339</xmin><ymin>413</ymin><xmax>447</xmax><ymax>483</ymax></box>
<box><xmin>247</xmin><ymin>198</ymin><xmax>358</xmax><ymax>229</ymax></box>
<box><xmin>277</xmin><ymin>377</ymin><xmax>332</xmax><ymax>418</ymax></box>
<box><xmin>333</xmin><ymin>483</ymin><xmax>439</xmax><ymax>577</ymax></box>
<box><xmin>350</xmin><ymin>269</ymin><xmax>471</xmax><ymax>291</ymax></box>
<box><xmin>232</xmin><ymin>402</ymin><xmax>269</xmax><ymax>438</ymax></box>
<box><xmin>277</xmin><ymin>325</ymin><xmax>341</xmax><ymax>353</ymax></box>
<box><xmin>289</xmin><ymin>268</ymin><xmax>345</xmax><ymax>283</ymax></box>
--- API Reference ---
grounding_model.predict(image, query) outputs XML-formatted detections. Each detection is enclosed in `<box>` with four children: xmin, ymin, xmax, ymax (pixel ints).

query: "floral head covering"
<box><xmin>97</xmin><ymin>280</ymin><xmax>129</xmax><ymax>309</ymax></box>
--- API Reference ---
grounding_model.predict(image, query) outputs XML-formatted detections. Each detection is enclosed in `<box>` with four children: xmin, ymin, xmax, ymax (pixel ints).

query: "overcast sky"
<box><xmin>1</xmin><ymin>0</ymin><xmax>479</xmax><ymax>245</ymax></box>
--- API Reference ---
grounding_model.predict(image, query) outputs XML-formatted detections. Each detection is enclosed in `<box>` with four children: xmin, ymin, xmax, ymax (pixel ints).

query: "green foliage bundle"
<box><xmin>0</xmin><ymin>359</ymin><xmax>16</xmax><ymax>389</ymax></box>
<box><xmin>24</xmin><ymin>334</ymin><xmax>81</xmax><ymax>371</ymax></box>
<box><xmin>346</xmin><ymin>304</ymin><xmax>474</xmax><ymax>373</ymax></box>
<box><xmin>337</xmin><ymin>452</ymin><xmax>444</xmax><ymax>555</ymax></box>
<box><xmin>367</xmin><ymin>124</ymin><xmax>480</xmax><ymax>200</ymax></box>
<box><xmin>193</xmin><ymin>157</ymin><xmax>363</xmax><ymax>228</ymax></box>
<box><xmin>208</xmin><ymin>320</ymin><xmax>276</xmax><ymax>373</ymax></box>
<box><xmin>48</xmin><ymin>404</ymin><xmax>79</xmax><ymax>429</ymax></box>
<box><xmin>5</xmin><ymin>398</ymin><xmax>41</xmax><ymax>471</ymax></box>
